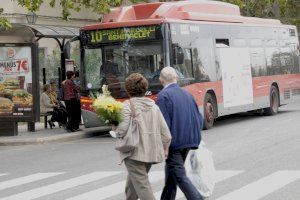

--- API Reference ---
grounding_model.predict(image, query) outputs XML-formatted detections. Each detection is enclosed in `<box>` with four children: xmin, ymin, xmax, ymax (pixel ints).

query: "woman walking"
<box><xmin>113</xmin><ymin>73</ymin><xmax>171</xmax><ymax>200</ymax></box>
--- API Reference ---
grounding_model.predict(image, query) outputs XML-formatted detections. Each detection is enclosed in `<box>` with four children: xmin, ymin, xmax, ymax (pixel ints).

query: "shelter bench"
<box><xmin>27</xmin><ymin>113</ymin><xmax>51</xmax><ymax>132</ymax></box>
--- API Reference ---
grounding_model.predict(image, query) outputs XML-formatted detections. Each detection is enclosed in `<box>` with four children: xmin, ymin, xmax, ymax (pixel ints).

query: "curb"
<box><xmin>0</xmin><ymin>126</ymin><xmax>111</xmax><ymax>146</ymax></box>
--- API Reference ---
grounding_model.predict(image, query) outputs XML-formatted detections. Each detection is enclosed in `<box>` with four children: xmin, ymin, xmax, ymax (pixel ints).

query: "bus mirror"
<box><xmin>173</xmin><ymin>44</ymin><xmax>184</xmax><ymax>65</ymax></box>
<box><xmin>176</xmin><ymin>47</ymin><xmax>184</xmax><ymax>65</ymax></box>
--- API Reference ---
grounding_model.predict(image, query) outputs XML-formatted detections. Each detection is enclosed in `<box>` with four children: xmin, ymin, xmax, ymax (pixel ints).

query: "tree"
<box><xmin>220</xmin><ymin>0</ymin><xmax>300</xmax><ymax>30</ymax></box>
<box><xmin>0</xmin><ymin>8</ymin><xmax>11</xmax><ymax>29</ymax></box>
<box><xmin>0</xmin><ymin>0</ymin><xmax>144</xmax><ymax>28</ymax></box>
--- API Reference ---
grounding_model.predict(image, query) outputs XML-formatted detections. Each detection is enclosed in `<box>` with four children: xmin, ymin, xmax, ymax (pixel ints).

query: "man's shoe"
<box><xmin>66</xmin><ymin>129</ymin><xmax>74</xmax><ymax>133</ymax></box>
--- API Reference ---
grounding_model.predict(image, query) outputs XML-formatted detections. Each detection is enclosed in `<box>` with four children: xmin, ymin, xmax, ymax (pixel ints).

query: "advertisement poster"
<box><xmin>218</xmin><ymin>47</ymin><xmax>254</xmax><ymax>108</ymax></box>
<box><xmin>0</xmin><ymin>46</ymin><xmax>33</xmax><ymax>117</ymax></box>
<box><xmin>65</xmin><ymin>59</ymin><xmax>75</xmax><ymax>72</ymax></box>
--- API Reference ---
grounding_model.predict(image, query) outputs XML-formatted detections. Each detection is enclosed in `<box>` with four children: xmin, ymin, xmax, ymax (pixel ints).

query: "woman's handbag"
<box><xmin>115</xmin><ymin>100</ymin><xmax>140</xmax><ymax>153</ymax></box>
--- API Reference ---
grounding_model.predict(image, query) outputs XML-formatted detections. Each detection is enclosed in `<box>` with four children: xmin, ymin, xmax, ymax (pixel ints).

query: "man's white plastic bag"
<box><xmin>185</xmin><ymin>142</ymin><xmax>216</xmax><ymax>197</ymax></box>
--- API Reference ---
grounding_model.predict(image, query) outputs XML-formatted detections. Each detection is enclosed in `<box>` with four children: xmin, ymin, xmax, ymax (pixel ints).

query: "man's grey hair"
<box><xmin>160</xmin><ymin>67</ymin><xmax>178</xmax><ymax>82</ymax></box>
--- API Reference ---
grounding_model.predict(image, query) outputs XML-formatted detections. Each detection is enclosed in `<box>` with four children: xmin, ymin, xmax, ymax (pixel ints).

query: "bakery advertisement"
<box><xmin>0</xmin><ymin>46</ymin><xmax>33</xmax><ymax>116</ymax></box>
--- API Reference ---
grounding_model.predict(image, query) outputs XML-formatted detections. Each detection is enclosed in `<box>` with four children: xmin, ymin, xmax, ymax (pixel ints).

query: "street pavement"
<box><xmin>0</xmin><ymin>101</ymin><xmax>299</xmax><ymax>200</ymax></box>
<box><xmin>0</xmin><ymin>123</ymin><xmax>110</xmax><ymax>146</ymax></box>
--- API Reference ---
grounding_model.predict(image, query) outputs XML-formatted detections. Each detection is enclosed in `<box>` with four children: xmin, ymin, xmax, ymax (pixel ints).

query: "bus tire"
<box><xmin>264</xmin><ymin>86</ymin><xmax>280</xmax><ymax>116</ymax></box>
<box><xmin>203</xmin><ymin>93</ymin><xmax>216</xmax><ymax>130</ymax></box>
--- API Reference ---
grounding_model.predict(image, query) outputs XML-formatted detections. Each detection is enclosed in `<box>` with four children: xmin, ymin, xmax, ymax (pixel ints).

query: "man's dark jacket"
<box><xmin>157</xmin><ymin>83</ymin><xmax>203</xmax><ymax>150</ymax></box>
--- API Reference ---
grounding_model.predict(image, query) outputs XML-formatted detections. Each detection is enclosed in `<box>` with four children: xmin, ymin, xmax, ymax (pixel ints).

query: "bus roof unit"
<box><xmin>84</xmin><ymin>0</ymin><xmax>282</xmax><ymax>30</ymax></box>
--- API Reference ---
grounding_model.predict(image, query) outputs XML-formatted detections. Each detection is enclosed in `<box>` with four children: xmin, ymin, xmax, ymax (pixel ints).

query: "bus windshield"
<box><xmin>83</xmin><ymin>42</ymin><xmax>164</xmax><ymax>98</ymax></box>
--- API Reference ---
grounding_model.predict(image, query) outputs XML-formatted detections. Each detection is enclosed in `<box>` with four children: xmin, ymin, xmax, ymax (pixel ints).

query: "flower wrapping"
<box><xmin>92</xmin><ymin>85</ymin><xmax>123</xmax><ymax>126</ymax></box>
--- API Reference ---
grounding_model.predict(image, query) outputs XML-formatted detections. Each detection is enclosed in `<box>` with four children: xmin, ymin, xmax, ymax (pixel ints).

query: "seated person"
<box><xmin>100</xmin><ymin>53</ymin><xmax>120</xmax><ymax>86</ymax></box>
<box><xmin>100</xmin><ymin>53</ymin><xmax>119</xmax><ymax>76</ymax></box>
<box><xmin>49</xmin><ymin>81</ymin><xmax>58</xmax><ymax>104</ymax></box>
<box><xmin>40</xmin><ymin>84</ymin><xmax>59</xmax><ymax>129</ymax></box>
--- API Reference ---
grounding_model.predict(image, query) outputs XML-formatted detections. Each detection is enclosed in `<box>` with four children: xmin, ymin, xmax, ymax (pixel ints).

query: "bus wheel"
<box><xmin>204</xmin><ymin>93</ymin><xmax>216</xmax><ymax>130</ymax></box>
<box><xmin>264</xmin><ymin>86</ymin><xmax>279</xmax><ymax>116</ymax></box>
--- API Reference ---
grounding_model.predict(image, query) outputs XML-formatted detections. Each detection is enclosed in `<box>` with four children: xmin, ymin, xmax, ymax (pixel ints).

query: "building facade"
<box><xmin>1</xmin><ymin>0</ymin><xmax>99</xmax><ymax>85</ymax></box>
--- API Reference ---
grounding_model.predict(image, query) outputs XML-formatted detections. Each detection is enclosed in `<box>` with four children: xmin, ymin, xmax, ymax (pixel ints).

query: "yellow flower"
<box><xmin>92</xmin><ymin>90</ymin><xmax>124</xmax><ymax>124</ymax></box>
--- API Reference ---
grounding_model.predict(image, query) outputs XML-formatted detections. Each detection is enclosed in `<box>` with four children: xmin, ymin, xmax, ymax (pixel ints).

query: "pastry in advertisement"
<box><xmin>0</xmin><ymin>83</ymin><xmax>5</xmax><ymax>91</ymax></box>
<box><xmin>3</xmin><ymin>77</ymin><xmax>20</xmax><ymax>90</ymax></box>
<box><xmin>0</xmin><ymin>83</ymin><xmax>5</xmax><ymax>96</ymax></box>
<box><xmin>0</xmin><ymin>89</ymin><xmax>13</xmax><ymax>99</ymax></box>
<box><xmin>0</xmin><ymin>97</ymin><xmax>14</xmax><ymax>115</ymax></box>
<box><xmin>12</xmin><ymin>89</ymin><xmax>33</xmax><ymax>106</ymax></box>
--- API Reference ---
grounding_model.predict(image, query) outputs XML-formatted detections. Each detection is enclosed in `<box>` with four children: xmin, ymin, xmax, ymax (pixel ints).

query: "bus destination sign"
<box><xmin>82</xmin><ymin>26</ymin><xmax>161</xmax><ymax>45</ymax></box>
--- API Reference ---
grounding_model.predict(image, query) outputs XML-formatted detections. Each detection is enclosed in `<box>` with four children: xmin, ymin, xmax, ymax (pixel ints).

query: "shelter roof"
<box><xmin>0</xmin><ymin>24</ymin><xmax>79</xmax><ymax>40</ymax></box>
<box><xmin>25</xmin><ymin>24</ymin><xmax>79</xmax><ymax>38</ymax></box>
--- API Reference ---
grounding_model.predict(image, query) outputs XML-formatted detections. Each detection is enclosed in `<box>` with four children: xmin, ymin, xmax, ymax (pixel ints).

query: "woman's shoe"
<box><xmin>48</xmin><ymin>120</ymin><xmax>54</xmax><ymax>129</ymax></box>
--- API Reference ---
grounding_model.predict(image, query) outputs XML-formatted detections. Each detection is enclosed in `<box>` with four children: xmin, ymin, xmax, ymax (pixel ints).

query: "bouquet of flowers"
<box><xmin>92</xmin><ymin>85</ymin><xmax>123</xmax><ymax>126</ymax></box>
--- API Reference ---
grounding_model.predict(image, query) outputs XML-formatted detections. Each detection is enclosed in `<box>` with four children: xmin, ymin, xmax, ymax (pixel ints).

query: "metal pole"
<box><xmin>61</xmin><ymin>38</ymin><xmax>66</xmax><ymax>81</ymax></box>
<box><xmin>42</xmin><ymin>68</ymin><xmax>46</xmax><ymax>84</ymax></box>
<box><xmin>58</xmin><ymin>67</ymin><xmax>61</xmax><ymax>88</ymax></box>
<box><xmin>61</xmin><ymin>51</ymin><xmax>65</xmax><ymax>81</ymax></box>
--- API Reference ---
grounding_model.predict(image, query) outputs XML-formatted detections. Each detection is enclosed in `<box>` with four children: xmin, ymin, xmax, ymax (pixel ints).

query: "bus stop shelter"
<box><xmin>0</xmin><ymin>24</ymin><xmax>79</xmax><ymax>136</ymax></box>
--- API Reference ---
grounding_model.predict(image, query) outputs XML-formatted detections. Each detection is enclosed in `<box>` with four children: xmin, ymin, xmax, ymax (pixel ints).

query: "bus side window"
<box><xmin>265</xmin><ymin>39</ymin><xmax>281</xmax><ymax>75</ymax></box>
<box><xmin>173</xmin><ymin>46</ymin><xmax>194</xmax><ymax>79</ymax></box>
<box><xmin>250</xmin><ymin>48</ymin><xmax>266</xmax><ymax>77</ymax></box>
<box><xmin>290</xmin><ymin>42</ymin><xmax>300</xmax><ymax>73</ymax></box>
<box><xmin>192</xmin><ymin>48</ymin><xmax>211</xmax><ymax>82</ymax></box>
<box><xmin>250</xmin><ymin>39</ymin><xmax>266</xmax><ymax>77</ymax></box>
<box><xmin>216</xmin><ymin>39</ymin><xmax>230</xmax><ymax>48</ymax></box>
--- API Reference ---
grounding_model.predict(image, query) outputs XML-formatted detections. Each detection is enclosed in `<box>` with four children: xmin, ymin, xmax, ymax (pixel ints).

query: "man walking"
<box><xmin>157</xmin><ymin>67</ymin><xmax>204</xmax><ymax>200</ymax></box>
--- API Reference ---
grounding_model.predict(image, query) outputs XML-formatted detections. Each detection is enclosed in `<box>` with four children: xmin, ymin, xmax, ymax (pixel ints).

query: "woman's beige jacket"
<box><xmin>116</xmin><ymin>97</ymin><xmax>171</xmax><ymax>164</ymax></box>
<box><xmin>40</xmin><ymin>92</ymin><xmax>53</xmax><ymax>114</ymax></box>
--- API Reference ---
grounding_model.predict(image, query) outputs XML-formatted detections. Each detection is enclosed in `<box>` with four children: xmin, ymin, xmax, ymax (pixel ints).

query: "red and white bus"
<box><xmin>78</xmin><ymin>1</ymin><xmax>300</xmax><ymax>129</ymax></box>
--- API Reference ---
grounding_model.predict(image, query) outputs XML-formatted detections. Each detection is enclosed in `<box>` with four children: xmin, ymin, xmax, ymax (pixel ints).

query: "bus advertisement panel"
<box><xmin>218</xmin><ymin>48</ymin><xmax>254</xmax><ymax>108</ymax></box>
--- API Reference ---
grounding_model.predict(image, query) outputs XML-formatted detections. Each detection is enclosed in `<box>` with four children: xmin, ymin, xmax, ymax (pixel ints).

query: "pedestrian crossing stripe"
<box><xmin>0</xmin><ymin>174</ymin><xmax>7</xmax><ymax>177</ymax></box>
<box><xmin>0</xmin><ymin>172</ymin><xmax>121</xmax><ymax>200</ymax></box>
<box><xmin>0</xmin><ymin>170</ymin><xmax>299</xmax><ymax>200</ymax></box>
<box><xmin>0</xmin><ymin>173</ymin><xmax>63</xmax><ymax>191</ymax></box>
<box><xmin>153</xmin><ymin>170</ymin><xmax>244</xmax><ymax>199</ymax></box>
<box><xmin>66</xmin><ymin>171</ymin><xmax>165</xmax><ymax>200</ymax></box>
<box><xmin>216</xmin><ymin>171</ymin><xmax>300</xmax><ymax>200</ymax></box>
